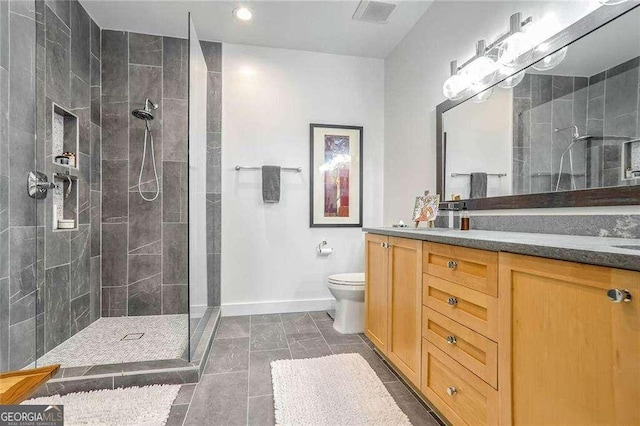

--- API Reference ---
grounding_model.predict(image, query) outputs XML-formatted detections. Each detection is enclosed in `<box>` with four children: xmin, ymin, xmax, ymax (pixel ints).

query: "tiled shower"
<box><xmin>0</xmin><ymin>0</ymin><xmax>221</xmax><ymax>373</ymax></box>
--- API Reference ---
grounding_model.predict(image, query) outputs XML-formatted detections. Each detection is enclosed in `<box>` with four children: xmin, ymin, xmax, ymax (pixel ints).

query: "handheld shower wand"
<box><xmin>131</xmin><ymin>98</ymin><xmax>160</xmax><ymax>202</ymax></box>
<box><xmin>553</xmin><ymin>126</ymin><xmax>580</xmax><ymax>191</ymax></box>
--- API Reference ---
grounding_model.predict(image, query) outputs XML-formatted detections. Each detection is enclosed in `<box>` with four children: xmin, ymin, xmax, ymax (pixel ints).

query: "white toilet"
<box><xmin>327</xmin><ymin>272</ymin><xmax>366</xmax><ymax>334</ymax></box>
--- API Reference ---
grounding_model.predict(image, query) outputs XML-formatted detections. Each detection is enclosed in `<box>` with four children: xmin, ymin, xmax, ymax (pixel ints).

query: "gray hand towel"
<box><xmin>470</xmin><ymin>172</ymin><xmax>488</xmax><ymax>199</ymax></box>
<box><xmin>262</xmin><ymin>165</ymin><xmax>281</xmax><ymax>203</ymax></box>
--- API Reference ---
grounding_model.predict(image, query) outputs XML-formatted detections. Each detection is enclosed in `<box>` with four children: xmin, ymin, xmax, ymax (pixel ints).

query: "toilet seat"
<box><xmin>328</xmin><ymin>273</ymin><xmax>365</xmax><ymax>286</ymax></box>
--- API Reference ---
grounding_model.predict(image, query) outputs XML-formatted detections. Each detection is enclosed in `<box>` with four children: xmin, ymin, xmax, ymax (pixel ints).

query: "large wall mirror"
<box><xmin>437</xmin><ymin>2</ymin><xmax>640</xmax><ymax>209</ymax></box>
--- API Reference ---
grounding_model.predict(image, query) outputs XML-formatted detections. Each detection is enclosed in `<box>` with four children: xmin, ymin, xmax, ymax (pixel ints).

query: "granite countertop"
<box><xmin>363</xmin><ymin>227</ymin><xmax>640</xmax><ymax>272</ymax></box>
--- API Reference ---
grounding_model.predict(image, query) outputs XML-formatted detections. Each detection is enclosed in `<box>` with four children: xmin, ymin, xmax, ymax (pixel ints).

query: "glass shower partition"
<box><xmin>187</xmin><ymin>15</ymin><xmax>209</xmax><ymax>359</ymax></box>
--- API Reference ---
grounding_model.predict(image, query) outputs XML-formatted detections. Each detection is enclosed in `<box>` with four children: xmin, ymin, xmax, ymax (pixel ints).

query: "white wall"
<box><xmin>222</xmin><ymin>44</ymin><xmax>384</xmax><ymax>315</ymax></box>
<box><xmin>383</xmin><ymin>0</ymin><xmax>609</xmax><ymax>224</ymax></box>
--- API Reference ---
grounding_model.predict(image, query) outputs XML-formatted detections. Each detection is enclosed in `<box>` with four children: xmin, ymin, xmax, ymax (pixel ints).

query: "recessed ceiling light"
<box><xmin>232</xmin><ymin>7</ymin><xmax>252</xmax><ymax>21</ymax></box>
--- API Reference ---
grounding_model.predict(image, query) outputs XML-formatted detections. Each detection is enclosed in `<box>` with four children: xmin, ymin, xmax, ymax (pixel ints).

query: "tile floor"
<box><xmin>166</xmin><ymin>311</ymin><xmax>443</xmax><ymax>426</ymax></box>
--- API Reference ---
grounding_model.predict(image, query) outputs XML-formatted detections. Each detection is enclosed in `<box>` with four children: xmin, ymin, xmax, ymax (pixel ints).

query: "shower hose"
<box><xmin>138</xmin><ymin>121</ymin><xmax>160</xmax><ymax>202</ymax></box>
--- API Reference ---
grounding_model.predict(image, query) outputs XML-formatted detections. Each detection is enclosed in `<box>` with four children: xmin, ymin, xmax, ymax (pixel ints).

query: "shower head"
<box><xmin>554</xmin><ymin>125</ymin><xmax>580</xmax><ymax>140</ymax></box>
<box><xmin>131</xmin><ymin>98</ymin><xmax>158</xmax><ymax>121</ymax></box>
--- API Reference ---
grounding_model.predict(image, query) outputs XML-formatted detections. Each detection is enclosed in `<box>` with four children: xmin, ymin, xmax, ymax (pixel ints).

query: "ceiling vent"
<box><xmin>352</xmin><ymin>0</ymin><xmax>397</xmax><ymax>24</ymax></box>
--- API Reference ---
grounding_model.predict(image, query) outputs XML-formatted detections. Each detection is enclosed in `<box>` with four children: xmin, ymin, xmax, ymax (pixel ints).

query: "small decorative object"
<box><xmin>62</xmin><ymin>152</ymin><xmax>76</xmax><ymax>168</ymax></box>
<box><xmin>392</xmin><ymin>220</ymin><xmax>408</xmax><ymax>228</ymax></box>
<box><xmin>310</xmin><ymin>124</ymin><xmax>363</xmax><ymax>227</ymax></box>
<box><xmin>55</xmin><ymin>155</ymin><xmax>70</xmax><ymax>165</ymax></box>
<box><xmin>413</xmin><ymin>191</ymin><xmax>440</xmax><ymax>228</ymax></box>
<box><xmin>58</xmin><ymin>219</ymin><xmax>75</xmax><ymax>229</ymax></box>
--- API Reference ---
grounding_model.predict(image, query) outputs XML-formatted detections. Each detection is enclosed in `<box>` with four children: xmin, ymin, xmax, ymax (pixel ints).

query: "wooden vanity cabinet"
<box><xmin>498</xmin><ymin>253</ymin><xmax>640</xmax><ymax>426</ymax></box>
<box><xmin>365</xmin><ymin>233</ymin><xmax>640</xmax><ymax>426</ymax></box>
<box><xmin>364</xmin><ymin>234</ymin><xmax>422</xmax><ymax>387</ymax></box>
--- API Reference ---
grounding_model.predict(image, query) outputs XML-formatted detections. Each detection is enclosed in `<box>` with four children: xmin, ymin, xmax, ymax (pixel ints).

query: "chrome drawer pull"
<box><xmin>447</xmin><ymin>387</ymin><xmax>457</xmax><ymax>396</ymax></box>
<box><xmin>447</xmin><ymin>260</ymin><xmax>458</xmax><ymax>269</ymax></box>
<box><xmin>447</xmin><ymin>297</ymin><xmax>458</xmax><ymax>306</ymax></box>
<box><xmin>607</xmin><ymin>288</ymin><xmax>632</xmax><ymax>303</ymax></box>
<box><xmin>446</xmin><ymin>335</ymin><xmax>457</xmax><ymax>345</ymax></box>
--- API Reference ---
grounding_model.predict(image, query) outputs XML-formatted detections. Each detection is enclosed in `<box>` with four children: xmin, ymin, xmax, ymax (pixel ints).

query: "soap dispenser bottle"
<box><xmin>460</xmin><ymin>202</ymin><xmax>470</xmax><ymax>231</ymax></box>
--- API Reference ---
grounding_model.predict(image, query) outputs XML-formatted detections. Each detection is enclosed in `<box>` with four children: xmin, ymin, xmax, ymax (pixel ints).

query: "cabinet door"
<box><xmin>387</xmin><ymin>237</ymin><xmax>423</xmax><ymax>387</ymax></box>
<box><xmin>365</xmin><ymin>234</ymin><xmax>389</xmax><ymax>353</ymax></box>
<box><xmin>498</xmin><ymin>253</ymin><xmax>640</xmax><ymax>426</ymax></box>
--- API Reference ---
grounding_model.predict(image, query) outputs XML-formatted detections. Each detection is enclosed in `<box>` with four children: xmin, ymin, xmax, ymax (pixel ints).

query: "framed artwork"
<box><xmin>310</xmin><ymin>124</ymin><xmax>363</xmax><ymax>227</ymax></box>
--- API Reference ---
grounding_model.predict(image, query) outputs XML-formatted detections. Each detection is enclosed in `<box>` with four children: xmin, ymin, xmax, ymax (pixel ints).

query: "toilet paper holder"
<box><xmin>317</xmin><ymin>239</ymin><xmax>333</xmax><ymax>256</ymax></box>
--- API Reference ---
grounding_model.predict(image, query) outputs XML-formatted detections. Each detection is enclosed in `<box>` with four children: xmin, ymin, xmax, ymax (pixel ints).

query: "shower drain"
<box><xmin>122</xmin><ymin>333</ymin><xmax>145</xmax><ymax>340</ymax></box>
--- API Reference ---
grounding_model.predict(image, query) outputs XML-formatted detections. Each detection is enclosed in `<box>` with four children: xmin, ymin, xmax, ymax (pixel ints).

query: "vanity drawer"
<box><xmin>423</xmin><ymin>275</ymin><xmax>498</xmax><ymax>341</ymax></box>
<box><xmin>421</xmin><ymin>340</ymin><xmax>498</xmax><ymax>426</ymax></box>
<box><xmin>423</xmin><ymin>243</ymin><xmax>498</xmax><ymax>297</ymax></box>
<box><xmin>422</xmin><ymin>307</ymin><xmax>497</xmax><ymax>388</ymax></box>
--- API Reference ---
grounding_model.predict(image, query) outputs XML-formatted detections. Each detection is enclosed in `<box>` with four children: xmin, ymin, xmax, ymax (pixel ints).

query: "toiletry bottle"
<box><xmin>460</xmin><ymin>202</ymin><xmax>470</xmax><ymax>231</ymax></box>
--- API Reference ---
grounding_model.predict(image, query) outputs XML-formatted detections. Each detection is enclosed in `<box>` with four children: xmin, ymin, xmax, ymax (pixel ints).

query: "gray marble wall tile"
<box><xmin>0</xmin><ymin>277</ymin><xmax>8</xmax><ymax>370</ymax></box>
<box><xmin>163</xmin><ymin>37</ymin><xmax>188</xmax><ymax>100</ymax></box>
<box><xmin>70</xmin><ymin>224</ymin><xmax>90</xmax><ymax>299</ymax></box>
<box><xmin>9</xmin><ymin>316</ymin><xmax>35</xmax><ymax>370</ymax></box>
<box><xmin>45</xmin><ymin>0</ymin><xmax>69</xmax><ymax>27</ymax></box>
<box><xmin>9</xmin><ymin>134</ymin><xmax>36</xmax><ymax>228</ymax></box>
<box><xmin>70</xmin><ymin>0</ymin><xmax>89</xmax><ymax>84</ymax></box>
<box><xmin>9</xmin><ymin>227</ymin><xmax>37</xmax><ymax>300</ymax></box>
<box><xmin>129</xmin><ymin>192</ymin><xmax>161</xmax><ymax>253</ymax></box>
<box><xmin>9</xmin><ymin>290</ymin><xmax>36</xmax><ymax>326</ymax></box>
<box><xmin>101</xmin><ymin>30</ymin><xmax>127</xmax><ymax>103</ymax></box>
<box><xmin>200</xmin><ymin>41</ymin><xmax>221</xmax><ymax>73</ymax></box>
<box><xmin>163</xmin><ymin>98</ymin><xmax>187</xmax><ymax>162</ymax></box>
<box><xmin>163</xmin><ymin>223</ymin><xmax>187</xmax><ymax>284</ymax></box>
<box><xmin>34</xmin><ymin>0</ymin><xmax>44</xmax><ymax>47</ymax></box>
<box><xmin>206</xmin><ymin>133</ymin><xmax>221</xmax><ymax>193</ymax></box>
<box><xmin>10</xmin><ymin>11</ymin><xmax>36</xmax><ymax>134</ymax></box>
<box><xmin>89</xmin><ymin>256</ymin><xmax>100</xmax><ymax>321</ymax></box>
<box><xmin>90</xmin><ymin>86</ymin><xmax>100</xmax><ymax>126</ymax></box>
<box><xmin>101</xmin><ymin>101</ymin><xmax>128</xmax><ymax>160</ymax></box>
<box><xmin>44</xmin><ymin>264</ymin><xmax>70</xmax><ymax>351</ymax></box>
<box><xmin>45</xmin><ymin>6</ymin><xmax>69</xmax><ymax>107</ymax></box>
<box><xmin>207</xmin><ymin>253</ymin><xmax>220</xmax><ymax>307</ymax></box>
<box><xmin>102</xmin><ymin>160</ymin><xmax>128</xmax><ymax>222</ymax></box>
<box><xmin>206</xmin><ymin>72</ymin><xmax>222</xmax><ymax>133</ymax></box>
<box><xmin>90</xmin><ymin>190</ymin><xmax>100</xmax><ymax>256</ymax></box>
<box><xmin>90</xmin><ymin>18</ymin><xmax>99</xmax><ymax>58</ymax></box>
<box><xmin>78</xmin><ymin>153</ymin><xmax>90</xmax><ymax>223</ymax></box>
<box><xmin>128</xmin><ymin>273</ymin><xmax>161</xmax><ymax>316</ymax></box>
<box><xmin>163</xmin><ymin>161</ymin><xmax>187</xmax><ymax>223</ymax></box>
<box><xmin>90</xmin><ymin>54</ymin><xmax>100</xmax><ymax>86</ymax></box>
<box><xmin>70</xmin><ymin>292</ymin><xmax>90</xmax><ymax>334</ymax></box>
<box><xmin>101</xmin><ymin>286</ymin><xmax>126</xmax><ymax>317</ymax></box>
<box><xmin>0</xmin><ymin>1</ymin><xmax>8</xmax><ymax>70</ymax></box>
<box><xmin>0</xmin><ymin>67</ymin><xmax>8</xmax><ymax>177</ymax></box>
<box><xmin>101</xmin><ymin>223</ymin><xmax>127</xmax><ymax>287</ymax></box>
<box><xmin>129</xmin><ymin>33</ymin><xmax>162</xmax><ymax>66</ymax></box>
<box><xmin>44</xmin><ymin>225</ymin><xmax>70</xmax><ymax>269</ymax></box>
<box><xmin>90</xmin><ymin>123</ymin><xmax>100</xmax><ymax>190</ymax></box>
<box><xmin>128</xmin><ymin>254</ymin><xmax>160</xmax><ymax>285</ymax></box>
<box><xmin>162</xmin><ymin>284</ymin><xmax>187</xmax><ymax>314</ymax></box>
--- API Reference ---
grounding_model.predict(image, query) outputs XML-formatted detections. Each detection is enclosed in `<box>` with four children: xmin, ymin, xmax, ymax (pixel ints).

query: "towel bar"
<box><xmin>450</xmin><ymin>173</ymin><xmax>506</xmax><ymax>177</ymax></box>
<box><xmin>235</xmin><ymin>165</ymin><xmax>302</xmax><ymax>172</ymax></box>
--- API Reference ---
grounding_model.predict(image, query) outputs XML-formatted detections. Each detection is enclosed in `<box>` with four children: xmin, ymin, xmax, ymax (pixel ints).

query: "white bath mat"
<box><xmin>37</xmin><ymin>315</ymin><xmax>188</xmax><ymax>368</ymax></box>
<box><xmin>22</xmin><ymin>385</ymin><xmax>180</xmax><ymax>426</ymax></box>
<box><xmin>271</xmin><ymin>353</ymin><xmax>411</xmax><ymax>426</ymax></box>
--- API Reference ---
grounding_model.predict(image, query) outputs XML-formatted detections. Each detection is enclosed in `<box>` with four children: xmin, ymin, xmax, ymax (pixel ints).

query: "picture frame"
<box><xmin>310</xmin><ymin>124</ymin><xmax>363</xmax><ymax>228</ymax></box>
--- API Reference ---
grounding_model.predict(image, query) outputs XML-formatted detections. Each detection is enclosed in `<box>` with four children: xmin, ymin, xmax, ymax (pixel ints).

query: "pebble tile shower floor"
<box><xmin>37</xmin><ymin>315</ymin><xmax>189</xmax><ymax>368</ymax></box>
<box><xmin>166</xmin><ymin>311</ymin><xmax>443</xmax><ymax>426</ymax></box>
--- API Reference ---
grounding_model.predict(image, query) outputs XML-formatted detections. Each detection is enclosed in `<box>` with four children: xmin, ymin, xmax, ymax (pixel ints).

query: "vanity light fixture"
<box><xmin>442</xmin><ymin>13</ymin><xmax>532</xmax><ymax>101</ymax></box>
<box><xmin>497</xmin><ymin>70</ymin><xmax>526</xmax><ymax>89</ymax></box>
<box><xmin>232</xmin><ymin>6</ymin><xmax>252</xmax><ymax>21</ymax></box>
<box><xmin>442</xmin><ymin>60</ymin><xmax>470</xmax><ymax>101</ymax></box>
<box><xmin>472</xmin><ymin>87</ymin><xmax>493</xmax><ymax>103</ymax></box>
<box><xmin>599</xmin><ymin>0</ymin><xmax>628</xmax><ymax>5</ymax></box>
<box><xmin>532</xmin><ymin>44</ymin><xmax>568</xmax><ymax>71</ymax></box>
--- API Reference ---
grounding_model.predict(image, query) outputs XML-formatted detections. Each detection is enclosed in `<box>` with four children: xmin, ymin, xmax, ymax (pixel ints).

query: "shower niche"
<box><xmin>51</xmin><ymin>104</ymin><xmax>79</xmax><ymax>231</ymax></box>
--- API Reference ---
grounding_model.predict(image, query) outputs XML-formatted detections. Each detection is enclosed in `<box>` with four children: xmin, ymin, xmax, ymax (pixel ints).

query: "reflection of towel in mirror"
<box><xmin>262</xmin><ymin>165</ymin><xmax>281</xmax><ymax>203</ymax></box>
<box><xmin>470</xmin><ymin>172</ymin><xmax>487</xmax><ymax>199</ymax></box>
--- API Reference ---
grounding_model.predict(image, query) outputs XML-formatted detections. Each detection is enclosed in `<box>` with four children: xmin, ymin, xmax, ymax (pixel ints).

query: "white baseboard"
<box><xmin>221</xmin><ymin>298</ymin><xmax>335</xmax><ymax>317</ymax></box>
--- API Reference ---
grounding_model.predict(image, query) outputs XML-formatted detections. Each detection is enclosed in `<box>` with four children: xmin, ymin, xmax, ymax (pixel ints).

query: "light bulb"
<box><xmin>532</xmin><ymin>46</ymin><xmax>567</xmax><ymax>71</ymax></box>
<box><xmin>232</xmin><ymin>7</ymin><xmax>252</xmax><ymax>21</ymax></box>
<box><xmin>443</xmin><ymin>74</ymin><xmax>470</xmax><ymax>101</ymax></box>
<box><xmin>497</xmin><ymin>32</ymin><xmax>532</xmax><ymax>68</ymax></box>
<box><xmin>461</xmin><ymin>56</ymin><xmax>497</xmax><ymax>89</ymax></box>
<box><xmin>498</xmin><ymin>69</ymin><xmax>526</xmax><ymax>89</ymax></box>
<box><xmin>473</xmin><ymin>88</ymin><xmax>493</xmax><ymax>103</ymax></box>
